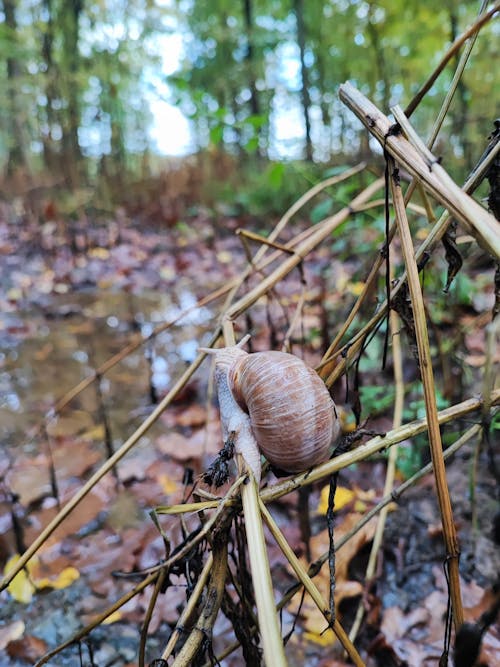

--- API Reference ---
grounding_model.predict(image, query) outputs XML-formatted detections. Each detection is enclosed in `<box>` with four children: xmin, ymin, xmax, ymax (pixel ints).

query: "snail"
<box><xmin>201</xmin><ymin>341</ymin><xmax>340</xmax><ymax>482</ymax></box>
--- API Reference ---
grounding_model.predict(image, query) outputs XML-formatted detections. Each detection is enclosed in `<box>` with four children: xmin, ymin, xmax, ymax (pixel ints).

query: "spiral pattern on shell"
<box><xmin>227</xmin><ymin>350</ymin><xmax>339</xmax><ymax>473</ymax></box>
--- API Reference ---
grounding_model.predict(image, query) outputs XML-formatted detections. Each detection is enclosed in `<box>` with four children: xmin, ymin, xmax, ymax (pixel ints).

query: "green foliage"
<box><xmin>359</xmin><ymin>384</ymin><xmax>396</xmax><ymax>416</ymax></box>
<box><xmin>395</xmin><ymin>388</ymin><xmax>450</xmax><ymax>478</ymax></box>
<box><xmin>227</xmin><ymin>160</ymin><xmax>325</xmax><ymax>217</ymax></box>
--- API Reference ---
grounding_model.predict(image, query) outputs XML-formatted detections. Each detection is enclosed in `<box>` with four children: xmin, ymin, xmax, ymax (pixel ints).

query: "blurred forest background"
<box><xmin>0</xmin><ymin>0</ymin><xmax>498</xmax><ymax>216</ymax></box>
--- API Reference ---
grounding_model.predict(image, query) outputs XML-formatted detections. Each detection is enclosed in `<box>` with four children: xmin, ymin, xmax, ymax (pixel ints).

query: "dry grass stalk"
<box><xmin>258</xmin><ymin>499</ymin><xmax>364</xmax><ymax>666</ymax></box>
<box><xmin>339</xmin><ymin>82</ymin><xmax>500</xmax><ymax>257</ymax></box>
<box><xmin>389</xmin><ymin>155</ymin><xmax>463</xmax><ymax>628</ymax></box>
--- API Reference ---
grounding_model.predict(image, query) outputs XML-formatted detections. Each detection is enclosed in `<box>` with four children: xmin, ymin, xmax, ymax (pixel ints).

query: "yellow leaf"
<box><xmin>82</xmin><ymin>424</ymin><xmax>106</xmax><ymax>441</ymax></box>
<box><xmin>0</xmin><ymin>620</ymin><xmax>25</xmax><ymax>648</ymax></box>
<box><xmin>338</xmin><ymin>406</ymin><xmax>356</xmax><ymax>433</ymax></box>
<box><xmin>159</xmin><ymin>266</ymin><xmax>176</xmax><ymax>281</ymax></box>
<box><xmin>102</xmin><ymin>610</ymin><xmax>122</xmax><ymax>625</ymax></box>
<box><xmin>35</xmin><ymin>567</ymin><xmax>80</xmax><ymax>591</ymax></box>
<box><xmin>7</xmin><ymin>287</ymin><xmax>23</xmax><ymax>301</ymax></box>
<box><xmin>88</xmin><ymin>247</ymin><xmax>110</xmax><ymax>260</ymax></box>
<box><xmin>4</xmin><ymin>555</ymin><xmax>36</xmax><ymax>604</ymax></box>
<box><xmin>216</xmin><ymin>250</ymin><xmax>232</xmax><ymax>264</ymax></box>
<box><xmin>346</xmin><ymin>281</ymin><xmax>365</xmax><ymax>296</ymax></box>
<box><xmin>159</xmin><ymin>473</ymin><xmax>178</xmax><ymax>495</ymax></box>
<box><xmin>317</xmin><ymin>486</ymin><xmax>354</xmax><ymax>514</ymax></box>
<box><xmin>354</xmin><ymin>499</ymin><xmax>367</xmax><ymax>512</ymax></box>
<box><xmin>303</xmin><ymin>627</ymin><xmax>337</xmax><ymax>647</ymax></box>
<box><xmin>97</xmin><ymin>278</ymin><xmax>114</xmax><ymax>289</ymax></box>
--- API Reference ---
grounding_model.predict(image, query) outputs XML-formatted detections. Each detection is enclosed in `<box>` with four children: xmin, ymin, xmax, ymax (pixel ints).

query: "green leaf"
<box><xmin>244</xmin><ymin>136</ymin><xmax>260</xmax><ymax>153</ymax></box>
<box><xmin>322</xmin><ymin>165</ymin><xmax>351</xmax><ymax>178</ymax></box>
<box><xmin>209</xmin><ymin>125</ymin><xmax>224</xmax><ymax>145</ymax></box>
<box><xmin>310</xmin><ymin>198</ymin><xmax>333</xmax><ymax>223</ymax></box>
<box><xmin>267</xmin><ymin>163</ymin><xmax>285</xmax><ymax>189</ymax></box>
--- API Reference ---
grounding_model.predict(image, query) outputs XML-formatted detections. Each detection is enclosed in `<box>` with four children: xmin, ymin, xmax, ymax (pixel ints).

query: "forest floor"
<box><xmin>0</xmin><ymin>202</ymin><xmax>499</xmax><ymax>667</ymax></box>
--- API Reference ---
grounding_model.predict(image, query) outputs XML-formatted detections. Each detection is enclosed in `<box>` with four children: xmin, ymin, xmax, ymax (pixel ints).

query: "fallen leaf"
<box><xmin>46</xmin><ymin>410</ymin><xmax>96</xmax><ymax>438</ymax></box>
<box><xmin>156</xmin><ymin>432</ymin><xmax>196</xmax><ymax>461</ymax></box>
<box><xmin>288</xmin><ymin>513</ymin><xmax>377</xmax><ymax>642</ymax></box>
<box><xmin>102</xmin><ymin>610</ymin><xmax>123</xmax><ymax>625</ymax></box>
<box><xmin>6</xmin><ymin>635</ymin><xmax>47</xmax><ymax>661</ymax></box>
<box><xmin>6</xmin><ymin>459</ymin><xmax>52</xmax><ymax>506</ymax></box>
<box><xmin>346</xmin><ymin>281</ymin><xmax>365</xmax><ymax>296</ymax></box>
<box><xmin>35</xmin><ymin>566</ymin><xmax>80</xmax><ymax>591</ymax></box>
<box><xmin>303</xmin><ymin>626</ymin><xmax>337</xmax><ymax>647</ymax></box>
<box><xmin>0</xmin><ymin>621</ymin><xmax>25</xmax><ymax>650</ymax></box>
<box><xmin>158</xmin><ymin>473</ymin><xmax>179</xmax><ymax>495</ymax></box>
<box><xmin>81</xmin><ymin>424</ymin><xmax>106</xmax><ymax>441</ymax></box>
<box><xmin>175</xmin><ymin>404</ymin><xmax>207</xmax><ymax>428</ymax></box>
<box><xmin>88</xmin><ymin>247</ymin><xmax>110</xmax><ymax>260</ymax></box>
<box><xmin>4</xmin><ymin>555</ymin><xmax>37</xmax><ymax>603</ymax></box>
<box><xmin>317</xmin><ymin>486</ymin><xmax>355</xmax><ymax>514</ymax></box>
<box><xmin>216</xmin><ymin>250</ymin><xmax>232</xmax><ymax>264</ymax></box>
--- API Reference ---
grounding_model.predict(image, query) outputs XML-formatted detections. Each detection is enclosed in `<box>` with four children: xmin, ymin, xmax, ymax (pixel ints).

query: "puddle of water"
<box><xmin>0</xmin><ymin>287</ymin><xmax>214</xmax><ymax>455</ymax></box>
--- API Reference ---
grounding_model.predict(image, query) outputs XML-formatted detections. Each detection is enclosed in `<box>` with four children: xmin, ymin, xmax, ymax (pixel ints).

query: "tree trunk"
<box><xmin>3</xmin><ymin>0</ymin><xmax>26</xmax><ymax>176</ymax></box>
<box><xmin>60</xmin><ymin>0</ymin><xmax>84</xmax><ymax>187</ymax></box>
<box><xmin>242</xmin><ymin>0</ymin><xmax>260</xmax><ymax>118</ymax></box>
<box><xmin>293</xmin><ymin>0</ymin><xmax>313</xmax><ymax>161</ymax></box>
<box><xmin>41</xmin><ymin>0</ymin><xmax>58</xmax><ymax>173</ymax></box>
<box><xmin>367</xmin><ymin>5</ymin><xmax>390</xmax><ymax>111</ymax></box>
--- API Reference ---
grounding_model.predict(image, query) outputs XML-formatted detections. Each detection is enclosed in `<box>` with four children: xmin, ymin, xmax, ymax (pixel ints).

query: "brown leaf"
<box><xmin>6</xmin><ymin>456</ymin><xmax>52</xmax><ymax>506</ymax></box>
<box><xmin>46</xmin><ymin>410</ymin><xmax>95</xmax><ymax>438</ymax></box>
<box><xmin>0</xmin><ymin>621</ymin><xmax>25</xmax><ymax>650</ymax></box>
<box><xmin>156</xmin><ymin>432</ymin><xmax>199</xmax><ymax>461</ymax></box>
<box><xmin>175</xmin><ymin>404</ymin><xmax>207</xmax><ymax>428</ymax></box>
<box><xmin>7</xmin><ymin>635</ymin><xmax>48</xmax><ymax>661</ymax></box>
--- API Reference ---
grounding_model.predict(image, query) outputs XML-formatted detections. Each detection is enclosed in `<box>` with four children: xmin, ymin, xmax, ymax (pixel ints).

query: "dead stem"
<box><xmin>139</xmin><ymin>567</ymin><xmax>168</xmax><ymax>667</ymax></box>
<box><xmin>339</xmin><ymin>83</ymin><xmax>500</xmax><ymax>257</ymax></box>
<box><xmin>389</xmin><ymin>155</ymin><xmax>463</xmax><ymax>629</ymax></box>
<box><xmin>289</xmin><ymin>424</ymin><xmax>483</xmax><ymax>607</ymax></box>
<box><xmin>259</xmin><ymin>498</ymin><xmax>365</xmax><ymax>666</ymax></box>
<box><xmin>161</xmin><ymin>554</ymin><xmax>214</xmax><ymax>661</ymax></box>
<box><xmin>321</xmin><ymin>123</ymin><xmax>500</xmax><ymax>389</ymax></box>
<box><xmin>260</xmin><ymin>392</ymin><xmax>499</xmax><ymax>503</ymax></box>
<box><xmin>0</xmin><ymin>335</ymin><xmax>220</xmax><ymax>592</ymax></box>
<box><xmin>171</xmin><ymin>520</ymin><xmax>230</xmax><ymax>667</ymax></box>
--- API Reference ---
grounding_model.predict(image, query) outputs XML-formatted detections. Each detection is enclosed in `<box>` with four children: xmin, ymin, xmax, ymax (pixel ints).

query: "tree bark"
<box><xmin>293</xmin><ymin>0</ymin><xmax>313</xmax><ymax>161</ymax></box>
<box><xmin>3</xmin><ymin>0</ymin><xmax>26</xmax><ymax>176</ymax></box>
<box><xmin>60</xmin><ymin>0</ymin><xmax>84</xmax><ymax>187</ymax></box>
<box><xmin>242</xmin><ymin>0</ymin><xmax>260</xmax><ymax>118</ymax></box>
<box><xmin>41</xmin><ymin>0</ymin><xmax>58</xmax><ymax>173</ymax></box>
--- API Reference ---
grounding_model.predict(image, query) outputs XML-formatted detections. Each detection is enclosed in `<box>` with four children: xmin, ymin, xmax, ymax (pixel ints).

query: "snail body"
<box><xmin>205</xmin><ymin>344</ymin><xmax>340</xmax><ymax>479</ymax></box>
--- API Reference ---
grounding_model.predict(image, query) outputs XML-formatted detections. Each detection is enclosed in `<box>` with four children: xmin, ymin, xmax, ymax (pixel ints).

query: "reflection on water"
<box><xmin>0</xmin><ymin>288</ymin><xmax>213</xmax><ymax>455</ymax></box>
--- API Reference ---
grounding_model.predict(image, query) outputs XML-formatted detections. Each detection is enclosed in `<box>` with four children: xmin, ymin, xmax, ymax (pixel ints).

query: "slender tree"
<box><xmin>292</xmin><ymin>0</ymin><xmax>312</xmax><ymax>160</ymax></box>
<box><xmin>3</xmin><ymin>0</ymin><xmax>26</xmax><ymax>176</ymax></box>
<box><xmin>60</xmin><ymin>0</ymin><xmax>84</xmax><ymax>186</ymax></box>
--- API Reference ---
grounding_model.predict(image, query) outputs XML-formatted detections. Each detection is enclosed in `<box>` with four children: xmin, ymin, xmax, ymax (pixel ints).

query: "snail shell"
<box><xmin>211</xmin><ymin>346</ymin><xmax>340</xmax><ymax>474</ymax></box>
